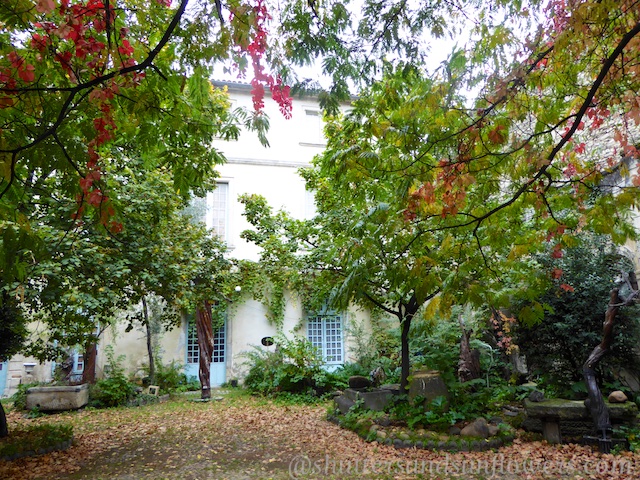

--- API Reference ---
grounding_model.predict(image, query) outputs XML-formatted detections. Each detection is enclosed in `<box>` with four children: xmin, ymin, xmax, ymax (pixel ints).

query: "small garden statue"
<box><xmin>370</xmin><ymin>366</ymin><xmax>386</xmax><ymax>387</ymax></box>
<box><xmin>583</xmin><ymin>271</ymin><xmax>639</xmax><ymax>453</ymax></box>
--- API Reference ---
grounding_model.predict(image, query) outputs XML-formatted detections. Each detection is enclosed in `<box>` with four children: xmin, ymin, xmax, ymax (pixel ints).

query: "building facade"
<box><xmin>1</xmin><ymin>82</ymin><xmax>371</xmax><ymax>396</ymax></box>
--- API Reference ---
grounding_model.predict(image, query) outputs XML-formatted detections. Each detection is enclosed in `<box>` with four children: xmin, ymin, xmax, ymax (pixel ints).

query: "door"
<box><xmin>210</xmin><ymin>321</ymin><xmax>226</xmax><ymax>387</ymax></box>
<box><xmin>185</xmin><ymin>316</ymin><xmax>227</xmax><ymax>387</ymax></box>
<box><xmin>0</xmin><ymin>362</ymin><xmax>8</xmax><ymax>397</ymax></box>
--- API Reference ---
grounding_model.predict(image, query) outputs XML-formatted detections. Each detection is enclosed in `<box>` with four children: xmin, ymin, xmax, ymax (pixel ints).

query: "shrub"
<box><xmin>10</xmin><ymin>382</ymin><xmax>42</xmax><ymax>411</ymax></box>
<box><xmin>243</xmin><ymin>332</ymin><xmax>330</xmax><ymax>397</ymax></box>
<box><xmin>89</xmin><ymin>346</ymin><xmax>136</xmax><ymax>408</ymax></box>
<box><xmin>154</xmin><ymin>360</ymin><xmax>200</xmax><ymax>393</ymax></box>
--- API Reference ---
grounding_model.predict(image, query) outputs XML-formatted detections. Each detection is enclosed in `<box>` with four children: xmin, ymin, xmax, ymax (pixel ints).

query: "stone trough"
<box><xmin>26</xmin><ymin>384</ymin><xmax>89</xmax><ymax>411</ymax></box>
<box><xmin>523</xmin><ymin>398</ymin><xmax>638</xmax><ymax>444</ymax></box>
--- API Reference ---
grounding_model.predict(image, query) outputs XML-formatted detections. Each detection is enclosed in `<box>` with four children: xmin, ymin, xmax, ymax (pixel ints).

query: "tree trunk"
<box><xmin>82</xmin><ymin>342</ymin><xmax>97</xmax><ymax>384</ymax></box>
<box><xmin>196</xmin><ymin>301</ymin><xmax>214</xmax><ymax>400</ymax></box>
<box><xmin>0</xmin><ymin>401</ymin><xmax>8</xmax><ymax>438</ymax></box>
<box><xmin>142</xmin><ymin>296</ymin><xmax>155</xmax><ymax>384</ymax></box>
<box><xmin>399</xmin><ymin>295</ymin><xmax>420</xmax><ymax>393</ymax></box>
<box><xmin>582</xmin><ymin>284</ymin><xmax>638</xmax><ymax>453</ymax></box>
<box><xmin>458</xmin><ymin>314</ymin><xmax>481</xmax><ymax>383</ymax></box>
<box><xmin>399</xmin><ymin>314</ymin><xmax>411</xmax><ymax>393</ymax></box>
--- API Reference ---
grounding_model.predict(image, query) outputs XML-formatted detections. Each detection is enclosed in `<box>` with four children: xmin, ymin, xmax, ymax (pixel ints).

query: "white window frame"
<box><xmin>299</xmin><ymin>107</ymin><xmax>325</xmax><ymax>147</ymax></box>
<box><xmin>205</xmin><ymin>182</ymin><xmax>230</xmax><ymax>243</ymax></box>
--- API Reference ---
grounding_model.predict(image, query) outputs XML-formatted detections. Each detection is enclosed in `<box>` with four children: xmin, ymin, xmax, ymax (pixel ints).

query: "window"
<box><xmin>307</xmin><ymin>313</ymin><xmax>344</xmax><ymax>364</ymax></box>
<box><xmin>301</xmin><ymin>108</ymin><xmax>325</xmax><ymax>146</ymax></box>
<box><xmin>186</xmin><ymin>316</ymin><xmax>226</xmax><ymax>364</ymax></box>
<box><xmin>206</xmin><ymin>182</ymin><xmax>229</xmax><ymax>241</ymax></box>
<box><xmin>304</xmin><ymin>189</ymin><xmax>317</xmax><ymax>219</ymax></box>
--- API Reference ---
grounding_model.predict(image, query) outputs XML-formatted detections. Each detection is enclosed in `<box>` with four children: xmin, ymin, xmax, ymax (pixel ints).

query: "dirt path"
<box><xmin>1</xmin><ymin>391</ymin><xmax>639</xmax><ymax>480</ymax></box>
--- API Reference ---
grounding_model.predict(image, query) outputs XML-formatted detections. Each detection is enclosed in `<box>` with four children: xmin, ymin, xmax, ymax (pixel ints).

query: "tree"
<box><xmin>0</xmin><ymin>291</ymin><xmax>28</xmax><ymax>437</ymax></box>
<box><xmin>514</xmin><ymin>235</ymin><xmax>640</xmax><ymax>394</ymax></box>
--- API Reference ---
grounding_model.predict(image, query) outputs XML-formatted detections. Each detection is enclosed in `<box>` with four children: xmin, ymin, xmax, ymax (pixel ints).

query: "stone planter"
<box><xmin>26</xmin><ymin>384</ymin><xmax>89</xmax><ymax>411</ymax></box>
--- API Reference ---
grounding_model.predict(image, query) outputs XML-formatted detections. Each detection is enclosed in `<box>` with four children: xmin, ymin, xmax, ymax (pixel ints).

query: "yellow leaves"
<box><xmin>370</xmin><ymin>120</ymin><xmax>390</xmax><ymax>139</ymax></box>
<box><xmin>508</xmin><ymin>244</ymin><xmax>530</xmax><ymax>260</ymax></box>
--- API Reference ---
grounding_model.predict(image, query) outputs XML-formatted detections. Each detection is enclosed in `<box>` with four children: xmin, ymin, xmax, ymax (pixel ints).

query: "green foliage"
<box><xmin>614</xmin><ymin>425</ymin><xmax>640</xmax><ymax>453</ymax></box>
<box><xmin>243</xmin><ymin>333</ymin><xmax>339</xmax><ymax>397</ymax></box>
<box><xmin>10</xmin><ymin>382</ymin><xmax>42</xmax><ymax>411</ymax></box>
<box><xmin>0</xmin><ymin>291</ymin><xmax>27</xmax><ymax>362</ymax></box>
<box><xmin>154</xmin><ymin>360</ymin><xmax>200</xmax><ymax>394</ymax></box>
<box><xmin>514</xmin><ymin>234</ymin><xmax>640</xmax><ymax>397</ymax></box>
<box><xmin>0</xmin><ymin>423</ymin><xmax>73</xmax><ymax>460</ymax></box>
<box><xmin>89</xmin><ymin>347</ymin><xmax>136</xmax><ymax>408</ymax></box>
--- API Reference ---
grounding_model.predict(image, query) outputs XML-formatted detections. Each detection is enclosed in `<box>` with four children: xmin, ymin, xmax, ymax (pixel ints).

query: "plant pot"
<box><xmin>26</xmin><ymin>384</ymin><xmax>89</xmax><ymax>411</ymax></box>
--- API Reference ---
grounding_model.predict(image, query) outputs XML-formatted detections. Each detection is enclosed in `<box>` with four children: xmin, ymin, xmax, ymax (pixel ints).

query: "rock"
<box><xmin>449</xmin><ymin>426</ymin><xmax>461</xmax><ymax>436</ymax></box>
<box><xmin>334</xmin><ymin>395</ymin><xmax>355</xmax><ymax>414</ymax></box>
<box><xmin>528</xmin><ymin>390</ymin><xmax>545</xmax><ymax>402</ymax></box>
<box><xmin>343</xmin><ymin>388</ymin><xmax>393</xmax><ymax>411</ymax></box>
<box><xmin>489</xmin><ymin>416</ymin><xmax>503</xmax><ymax>425</ymax></box>
<box><xmin>408</xmin><ymin>370</ymin><xmax>450</xmax><ymax>406</ymax></box>
<box><xmin>502</xmin><ymin>405</ymin><xmax>524</xmax><ymax>417</ymax></box>
<box><xmin>376</xmin><ymin>431</ymin><xmax>387</xmax><ymax>440</ymax></box>
<box><xmin>608</xmin><ymin>390</ymin><xmax>628</xmax><ymax>403</ymax></box>
<box><xmin>398</xmin><ymin>431</ymin><xmax>410</xmax><ymax>441</ymax></box>
<box><xmin>488</xmin><ymin>425</ymin><xmax>499</xmax><ymax>437</ymax></box>
<box><xmin>379</xmin><ymin>383</ymin><xmax>401</xmax><ymax>394</ymax></box>
<box><xmin>348</xmin><ymin>375</ymin><xmax>372</xmax><ymax>389</ymax></box>
<box><xmin>375</xmin><ymin>415</ymin><xmax>391</xmax><ymax>427</ymax></box>
<box><xmin>460</xmin><ymin>417</ymin><xmax>490</xmax><ymax>439</ymax></box>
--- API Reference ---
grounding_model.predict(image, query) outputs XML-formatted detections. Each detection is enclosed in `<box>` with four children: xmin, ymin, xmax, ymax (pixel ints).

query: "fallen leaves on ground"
<box><xmin>0</xmin><ymin>392</ymin><xmax>638</xmax><ymax>479</ymax></box>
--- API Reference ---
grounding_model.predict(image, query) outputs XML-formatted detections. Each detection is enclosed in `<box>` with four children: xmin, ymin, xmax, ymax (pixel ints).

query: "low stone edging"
<box><xmin>327</xmin><ymin>415</ymin><xmax>514</xmax><ymax>452</ymax></box>
<box><xmin>0</xmin><ymin>436</ymin><xmax>74</xmax><ymax>462</ymax></box>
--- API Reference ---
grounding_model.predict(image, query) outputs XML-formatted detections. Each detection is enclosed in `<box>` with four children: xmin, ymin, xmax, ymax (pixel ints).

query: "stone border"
<box><xmin>328</xmin><ymin>415</ymin><xmax>515</xmax><ymax>452</ymax></box>
<box><xmin>0</xmin><ymin>436</ymin><xmax>73</xmax><ymax>462</ymax></box>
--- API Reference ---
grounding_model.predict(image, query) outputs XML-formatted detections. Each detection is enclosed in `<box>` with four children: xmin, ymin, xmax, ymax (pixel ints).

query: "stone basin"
<box><xmin>26</xmin><ymin>384</ymin><xmax>89</xmax><ymax>411</ymax></box>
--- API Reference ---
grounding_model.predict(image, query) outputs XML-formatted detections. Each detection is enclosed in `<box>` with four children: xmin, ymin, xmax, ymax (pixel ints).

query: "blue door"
<box><xmin>185</xmin><ymin>317</ymin><xmax>226</xmax><ymax>387</ymax></box>
<box><xmin>0</xmin><ymin>362</ymin><xmax>8</xmax><ymax>397</ymax></box>
<box><xmin>210</xmin><ymin>321</ymin><xmax>226</xmax><ymax>387</ymax></box>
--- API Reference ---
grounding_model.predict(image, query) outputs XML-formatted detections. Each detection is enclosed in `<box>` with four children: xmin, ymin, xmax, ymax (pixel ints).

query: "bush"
<box><xmin>154</xmin><ymin>360</ymin><xmax>200</xmax><ymax>393</ymax></box>
<box><xmin>10</xmin><ymin>382</ymin><xmax>42</xmax><ymax>410</ymax></box>
<box><xmin>243</xmin><ymin>332</ymin><xmax>333</xmax><ymax>397</ymax></box>
<box><xmin>89</xmin><ymin>346</ymin><xmax>136</xmax><ymax>408</ymax></box>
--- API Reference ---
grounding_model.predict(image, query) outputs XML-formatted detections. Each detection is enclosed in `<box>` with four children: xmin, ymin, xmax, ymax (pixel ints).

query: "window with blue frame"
<box><xmin>307</xmin><ymin>312</ymin><xmax>344</xmax><ymax>365</ymax></box>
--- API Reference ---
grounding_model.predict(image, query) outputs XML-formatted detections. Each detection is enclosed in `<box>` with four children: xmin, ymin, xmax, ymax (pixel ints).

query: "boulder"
<box><xmin>348</xmin><ymin>375</ymin><xmax>372</xmax><ymax>390</ymax></box>
<box><xmin>408</xmin><ymin>370</ymin><xmax>449</xmax><ymax>405</ymax></box>
<box><xmin>608</xmin><ymin>390</ymin><xmax>628</xmax><ymax>403</ymax></box>
<box><xmin>528</xmin><ymin>390</ymin><xmax>545</xmax><ymax>402</ymax></box>
<box><xmin>460</xmin><ymin>418</ymin><xmax>490</xmax><ymax>439</ymax></box>
<box><xmin>344</xmin><ymin>388</ymin><xmax>393</xmax><ymax>411</ymax></box>
<box><xmin>334</xmin><ymin>395</ymin><xmax>355</xmax><ymax>414</ymax></box>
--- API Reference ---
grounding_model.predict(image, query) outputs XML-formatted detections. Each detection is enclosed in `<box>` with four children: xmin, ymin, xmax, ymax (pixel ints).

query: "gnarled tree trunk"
<box><xmin>458</xmin><ymin>314</ymin><xmax>481</xmax><ymax>383</ymax></box>
<box><xmin>583</xmin><ymin>272</ymin><xmax>638</xmax><ymax>452</ymax></box>
<box><xmin>196</xmin><ymin>301</ymin><xmax>214</xmax><ymax>400</ymax></box>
